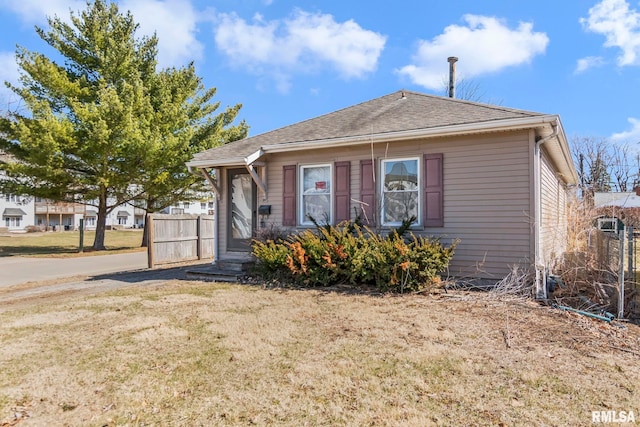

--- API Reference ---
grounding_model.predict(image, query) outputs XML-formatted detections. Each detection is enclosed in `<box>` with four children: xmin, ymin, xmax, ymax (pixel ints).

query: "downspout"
<box><xmin>534</xmin><ymin>122</ymin><xmax>558</xmax><ymax>299</ymax></box>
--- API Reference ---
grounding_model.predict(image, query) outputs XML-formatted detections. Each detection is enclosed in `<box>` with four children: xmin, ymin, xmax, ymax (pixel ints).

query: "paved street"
<box><xmin>0</xmin><ymin>251</ymin><xmax>149</xmax><ymax>287</ymax></box>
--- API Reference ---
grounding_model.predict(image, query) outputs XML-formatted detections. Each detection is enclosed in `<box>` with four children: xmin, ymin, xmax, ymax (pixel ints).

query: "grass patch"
<box><xmin>0</xmin><ymin>283</ymin><xmax>639</xmax><ymax>425</ymax></box>
<box><xmin>0</xmin><ymin>230</ymin><xmax>144</xmax><ymax>257</ymax></box>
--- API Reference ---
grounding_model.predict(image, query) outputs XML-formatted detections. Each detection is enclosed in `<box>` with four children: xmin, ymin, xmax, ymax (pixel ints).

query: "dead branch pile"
<box><xmin>487</xmin><ymin>265</ymin><xmax>533</xmax><ymax>300</ymax></box>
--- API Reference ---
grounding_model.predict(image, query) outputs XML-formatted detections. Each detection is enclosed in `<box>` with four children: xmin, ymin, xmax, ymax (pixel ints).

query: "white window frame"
<box><xmin>299</xmin><ymin>163</ymin><xmax>333</xmax><ymax>226</ymax></box>
<box><xmin>117</xmin><ymin>216</ymin><xmax>128</xmax><ymax>225</ymax></box>
<box><xmin>380</xmin><ymin>157</ymin><xmax>421</xmax><ymax>227</ymax></box>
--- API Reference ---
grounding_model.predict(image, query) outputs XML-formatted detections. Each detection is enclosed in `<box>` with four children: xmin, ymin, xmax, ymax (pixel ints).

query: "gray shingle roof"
<box><xmin>190</xmin><ymin>90</ymin><xmax>546</xmax><ymax>165</ymax></box>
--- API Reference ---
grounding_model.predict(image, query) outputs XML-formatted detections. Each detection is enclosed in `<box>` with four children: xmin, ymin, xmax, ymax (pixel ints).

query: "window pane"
<box><xmin>303</xmin><ymin>194</ymin><xmax>330</xmax><ymax>222</ymax></box>
<box><xmin>383</xmin><ymin>192</ymin><xmax>418</xmax><ymax>223</ymax></box>
<box><xmin>303</xmin><ymin>166</ymin><xmax>331</xmax><ymax>194</ymax></box>
<box><xmin>301</xmin><ymin>165</ymin><xmax>331</xmax><ymax>223</ymax></box>
<box><xmin>382</xmin><ymin>159</ymin><xmax>419</xmax><ymax>224</ymax></box>
<box><xmin>384</xmin><ymin>160</ymin><xmax>418</xmax><ymax>191</ymax></box>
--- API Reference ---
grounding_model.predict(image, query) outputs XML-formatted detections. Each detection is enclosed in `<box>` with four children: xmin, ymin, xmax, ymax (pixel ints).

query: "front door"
<box><xmin>227</xmin><ymin>168</ymin><xmax>256</xmax><ymax>251</ymax></box>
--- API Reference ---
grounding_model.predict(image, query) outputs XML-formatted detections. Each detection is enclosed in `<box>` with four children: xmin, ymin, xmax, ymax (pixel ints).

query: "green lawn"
<box><xmin>0</xmin><ymin>229</ymin><xmax>144</xmax><ymax>257</ymax></box>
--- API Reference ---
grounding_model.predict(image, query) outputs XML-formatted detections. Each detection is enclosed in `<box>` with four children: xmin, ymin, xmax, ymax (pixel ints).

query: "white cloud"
<box><xmin>611</xmin><ymin>117</ymin><xmax>640</xmax><ymax>143</ymax></box>
<box><xmin>122</xmin><ymin>0</ymin><xmax>205</xmax><ymax>68</ymax></box>
<box><xmin>0</xmin><ymin>0</ymin><xmax>205</xmax><ymax>69</ymax></box>
<box><xmin>213</xmin><ymin>9</ymin><xmax>386</xmax><ymax>92</ymax></box>
<box><xmin>0</xmin><ymin>0</ymin><xmax>83</xmax><ymax>24</ymax></box>
<box><xmin>575</xmin><ymin>55</ymin><xmax>606</xmax><ymax>73</ymax></box>
<box><xmin>397</xmin><ymin>14</ymin><xmax>549</xmax><ymax>90</ymax></box>
<box><xmin>580</xmin><ymin>0</ymin><xmax>640</xmax><ymax>66</ymax></box>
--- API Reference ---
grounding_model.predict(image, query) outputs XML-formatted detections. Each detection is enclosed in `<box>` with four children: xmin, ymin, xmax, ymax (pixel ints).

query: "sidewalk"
<box><xmin>0</xmin><ymin>251</ymin><xmax>148</xmax><ymax>287</ymax></box>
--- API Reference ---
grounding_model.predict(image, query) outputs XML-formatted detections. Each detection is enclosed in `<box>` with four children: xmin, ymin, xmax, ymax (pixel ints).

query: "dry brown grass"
<box><xmin>1</xmin><ymin>282</ymin><xmax>639</xmax><ymax>426</ymax></box>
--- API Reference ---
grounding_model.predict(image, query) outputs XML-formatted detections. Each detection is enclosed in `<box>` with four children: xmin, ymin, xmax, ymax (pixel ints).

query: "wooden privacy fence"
<box><xmin>147</xmin><ymin>214</ymin><xmax>215</xmax><ymax>268</ymax></box>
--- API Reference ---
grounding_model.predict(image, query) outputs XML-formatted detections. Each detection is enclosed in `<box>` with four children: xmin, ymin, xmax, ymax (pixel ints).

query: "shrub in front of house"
<box><xmin>251</xmin><ymin>219</ymin><xmax>456</xmax><ymax>293</ymax></box>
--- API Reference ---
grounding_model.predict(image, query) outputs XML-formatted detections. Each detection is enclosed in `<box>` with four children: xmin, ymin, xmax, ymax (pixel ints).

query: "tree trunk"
<box><xmin>93</xmin><ymin>188</ymin><xmax>108</xmax><ymax>250</ymax></box>
<box><xmin>140</xmin><ymin>216</ymin><xmax>149</xmax><ymax>247</ymax></box>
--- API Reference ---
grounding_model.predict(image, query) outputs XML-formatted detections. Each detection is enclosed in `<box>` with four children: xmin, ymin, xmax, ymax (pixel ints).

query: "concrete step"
<box><xmin>215</xmin><ymin>259</ymin><xmax>255</xmax><ymax>272</ymax></box>
<box><xmin>186</xmin><ymin>268</ymin><xmax>245</xmax><ymax>283</ymax></box>
<box><xmin>185</xmin><ymin>260</ymin><xmax>255</xmax><ymax>283</ymax></box>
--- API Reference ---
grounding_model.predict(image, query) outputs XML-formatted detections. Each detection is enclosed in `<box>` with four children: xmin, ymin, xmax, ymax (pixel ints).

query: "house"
<box><xmin>593</xmin><ymin>190</ymin><xmax>640</xmax><ymax>231</ymax></box>
<box><xmin>0</xmin><ymin>152</ymin><xmax>34</xmax><ymax>231</ymax></box>
<box><xmin>189</xmin><ymin>90</ymin><xmax>578</xmax><ymax>298</ymax></box>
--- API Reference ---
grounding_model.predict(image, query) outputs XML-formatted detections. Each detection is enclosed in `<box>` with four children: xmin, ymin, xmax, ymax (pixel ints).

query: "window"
<box><xmin>183</xmin><ymin>202</ymin><xmax>190</xmax><ymax>209</ymax></box>
<box><xmin>381</xmin><ymin>158</ymin><xmax>420</xmax><ymax>226</ymax></box>
<box><xmin>4</xmin><ymin>217</ymin><xmax>21</xmax><ymax>227</ymax></box>
<box><xmin>85</xmin><ymin>217</ymin><xmax>96</xmax><ymax>227</ymax></box>
<box><xmin>208</xmin><ymin>201</ymin><xmax>214</xmax><ymax>209</ymax></box>
<box><xmin>300</xmin><ymin>164</ymin><xmax>332</xmax><ymax>225</ymax></box>
<box><xmin>118</xmin><ymin>216</ymin><xmax>127</xmax><ymax>225</ymax></box>
<box><xmin>200</xmin><ymin>202</ymin><xmax>206</xmax><ymax>209</ymax></box>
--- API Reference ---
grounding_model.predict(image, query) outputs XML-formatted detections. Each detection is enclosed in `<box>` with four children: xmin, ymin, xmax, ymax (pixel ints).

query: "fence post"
<box><xmin>197</xmin><ymin>215</ymin><xmax>202</xmax><ymax>260</ymax></box>
<box><xmin>147</xmin><ymin>214</ymin><xmax>155</xmax><ymax>269</ymax></box>
<box><xmin>628</xmin><ymin>226</ymin><xmax>635</xmax><ymax>283</ymax></box>
<box><xmin>618</xmin><ymin>228</ymin><xmax>626</xmax><ymax>319</ymax></box>
<box><xmin>78</xmin><ymin>218</ymin><xmax>84</xmax><ymax>253</ymax></box>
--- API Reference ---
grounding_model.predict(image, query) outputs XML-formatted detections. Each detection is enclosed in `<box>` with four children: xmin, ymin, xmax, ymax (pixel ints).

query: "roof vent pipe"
<box><xmin>447</xmin><ymin>56</ymin><xmax>458</xmax><ymax>98</ymax></box>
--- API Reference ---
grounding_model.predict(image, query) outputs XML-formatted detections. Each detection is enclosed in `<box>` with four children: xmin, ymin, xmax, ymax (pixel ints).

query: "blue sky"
<box><xmin>1</xmin><ymin>0</ymin><xmax>639</xmax><ymax>145</ymax></box>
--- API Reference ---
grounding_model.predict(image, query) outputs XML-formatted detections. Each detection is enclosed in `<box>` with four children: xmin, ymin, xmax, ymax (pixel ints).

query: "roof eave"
<box><xmin>186</xmin><ymin>157</ymin><xmax>247</xmax><ymax>169</ymax></box>
<box><xmin>261</xmin><ymin>115</ymin><xmax>560</xmax><ymax>154</ymax></box>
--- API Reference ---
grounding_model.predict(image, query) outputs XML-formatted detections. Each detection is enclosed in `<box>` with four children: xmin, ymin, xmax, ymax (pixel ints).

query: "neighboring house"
<box><xmin>188</xmin><ymin>90</ymin><xmax>578</xmax><ymax>298</ymax></box>
<box><xmin>1</xmin><ymin>153</ymin><xmax>212</xmax><ymax>231</ymax></box>
<box><xmin>1</xmin><ymin>192</ymin><xmax>34</xmax><ymax>231</ymax></box>
<box><xmin>593</xmin><ymin>190</ymin><xmax>640</xmax><ymax>231</ymax></box>
<box><xmin>0</xmin><ymin>153</ymin><xmax>35</xmax><ymax>231</ymax></box>
<box><xmin>34</xmin><ymin>198</ymin><xmax>85</xmax><ymax>230</ymax></box>
<box><xmin>163</xmin><ymin>198</ymin><xmax>215</xmax><ymax>216</ymax></box>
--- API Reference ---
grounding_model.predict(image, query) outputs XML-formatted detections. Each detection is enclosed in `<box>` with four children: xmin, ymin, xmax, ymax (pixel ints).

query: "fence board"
<box><xmin>148</xmin><ymin>214</ymin><xmax>215</xmax><ymax>267</ymax></box>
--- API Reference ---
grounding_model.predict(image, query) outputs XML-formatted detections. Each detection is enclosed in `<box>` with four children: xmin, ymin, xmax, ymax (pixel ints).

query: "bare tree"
<box><xmin>610</xmin><ymin>143</ymin><xmax>635</xmax><ymax>191</ymax></box>
<box><xmin>441</xmin><ymin>76</ymin><xmax>503</xmax><ymax>105</ymax></box>
<box><xmin>572</xmin><ymin>136</ymin><xmax>612</xmax><ymax>193</ymax></box>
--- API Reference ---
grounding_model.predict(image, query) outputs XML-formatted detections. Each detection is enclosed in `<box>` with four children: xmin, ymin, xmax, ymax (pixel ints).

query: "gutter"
<box><xmin>534</xmin><ymin>121</ymin><xmax>559</xmax><ymax>299</ymax></box>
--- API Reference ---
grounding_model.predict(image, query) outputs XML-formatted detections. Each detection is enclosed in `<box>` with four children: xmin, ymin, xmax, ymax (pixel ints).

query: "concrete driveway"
<box><xmin>0</xmin><ymin>251</ymin><xmax>149</xmax><ymax>287</ymax></box>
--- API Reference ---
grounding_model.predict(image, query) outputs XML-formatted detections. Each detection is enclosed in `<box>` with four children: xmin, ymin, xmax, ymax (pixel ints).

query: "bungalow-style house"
<box><xmin>187</xmin><ymin>90</ymin><xmax>578</xmax><ymax>298</ymax></box>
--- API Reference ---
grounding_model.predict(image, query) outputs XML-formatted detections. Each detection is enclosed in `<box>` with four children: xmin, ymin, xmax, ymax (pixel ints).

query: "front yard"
<box><xmin>1</xmin><ymin>281</ymin><xmax>638</xmax><ymax>426</ymax></box>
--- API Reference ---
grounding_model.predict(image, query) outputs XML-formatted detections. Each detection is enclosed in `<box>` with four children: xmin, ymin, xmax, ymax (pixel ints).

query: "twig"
<box><xmin>502</xmin><ymin>311</ymin><xmax>512</xmax><ymax>349</ymax></box>
<box><xmin>608</xmin><ymin>345</ymin><xmax>640</xmax><ymax>357</ymax></box>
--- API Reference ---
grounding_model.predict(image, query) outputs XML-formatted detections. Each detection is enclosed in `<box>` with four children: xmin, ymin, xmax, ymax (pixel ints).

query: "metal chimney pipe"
<box><xmin>447</xmin><ymin>56</ymin><xmax>458</xmax><ymax>98</ymax></box>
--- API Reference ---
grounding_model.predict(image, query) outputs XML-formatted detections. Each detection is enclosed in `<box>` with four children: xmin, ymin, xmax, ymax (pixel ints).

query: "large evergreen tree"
<box><xmin>0</xmin><ymin>0</ymin><xmax>246</xmax><ymax>250</ymax></box>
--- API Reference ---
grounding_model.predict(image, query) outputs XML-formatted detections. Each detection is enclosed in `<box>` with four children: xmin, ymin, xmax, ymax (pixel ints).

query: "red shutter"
<box><xmin>424</xmin><ymin>153</ymin><xmax>444</xmax><ymax>227</ymax></box>
<box><xmin>283</xmin><ymin>165</ymin><xmax>296</xmax><ymax>226</ymax></box>
<box><xmin>360</xmin><ymin>159</ymin><xmax>376</xmax><ymax>226</ymax></box>
<box><xmin>334</xmin><ymin>161</ymin><xmax>351</xmax><ymax>224</ymax></box>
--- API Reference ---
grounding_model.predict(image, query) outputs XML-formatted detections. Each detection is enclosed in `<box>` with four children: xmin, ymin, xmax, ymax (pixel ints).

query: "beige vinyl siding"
<box><xmin>217</xmin><ymin>130</ymin><xmax>535</xmax><ymax>279</ymax></box>
<box><xmin>540</xmin><ymin>149</ymin><xmax>569</xmax><ymax>269</ymax></box>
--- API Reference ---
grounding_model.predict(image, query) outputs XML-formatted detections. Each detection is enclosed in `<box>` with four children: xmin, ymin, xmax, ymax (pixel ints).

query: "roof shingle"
<box><xmin>191</xmin><ymin>90</ymin><xmax>545</xmax><ymax>164</ymax></box>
